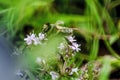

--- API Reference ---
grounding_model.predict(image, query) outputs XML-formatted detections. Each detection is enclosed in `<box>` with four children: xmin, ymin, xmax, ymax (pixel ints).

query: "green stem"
<box><xmin>104</xmin><ymin>40</ymin><xmax>120</xmax><ymax>60</ymax></box>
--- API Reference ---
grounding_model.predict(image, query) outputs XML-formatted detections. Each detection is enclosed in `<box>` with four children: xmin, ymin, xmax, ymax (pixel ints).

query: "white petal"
<box><xmin>50</xmin><ymin>71</ymin><xmax>59</xmax><ymax>80</ymax></box>
<box><xmin>33</xmin><ymin>37</ymin><xmax>41</xmax><ymax>45</ymax></box>
<box><xmin>24</xmin><ymin>36</ymin><xmax>33</xmax><ymax>45</ymax></box>
<box><xmin>36</xmin><ymin>57</ymin><xmax>45</xmax><ymax>64</ymax></box>
<box><xmin>66</xmin><ymin>35</ymin><xmax>76</xmax><ymax>42</ymax></box>
<box><xmin>39</xmin><ymin>33</ymin><xmax>45</xmax><ymax>40</ymax></box>
<box><xmin>58</xmin><ymin>43</ymin><xmax>65</xmax><ymax>50</ymax></box>
<box><xmin>30</xmin><ymin>33</ymin><xmax>36</xmax><ymax>40</ymax></box>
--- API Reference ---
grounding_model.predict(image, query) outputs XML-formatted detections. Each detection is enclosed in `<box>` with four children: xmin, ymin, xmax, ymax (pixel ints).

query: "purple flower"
<box><xmin>24</xmin><ymin>32</ymin><xmax>47</xmax><ymax>45</ymax></box>
<box><xmin>69</xmin><ymin>42</ymin><xmax>81</xmax><ymax>52</ymax></box>
<box><xmin>33</xmin><ymin>37</ymin><xmax>41</xmax><ymax>45</ymax></box>
<box><xmin>38</xmin><ymin>33</ymin><xmax>46</xmax><ymax>40</ymax></box>
<box><xmin>50</xmin><ymin>71</ymin><xmax>59</xmax><ymax>80</ymax></box>
<box><xmin>66</xmin><ymin>35</ymin><xmax>76</xmax><ymax>43</ymax></box>
<box><xmin>24</xmin><ymin>35</ymin><xmax>32</xmax><ymax>45</ymax></box>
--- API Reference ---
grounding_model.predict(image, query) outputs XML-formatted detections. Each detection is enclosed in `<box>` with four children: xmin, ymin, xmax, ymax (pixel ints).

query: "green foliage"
<box><xmin>1</xmin><ymin>0</ymin><xmax>120</xmax><ymax>80</ymax></box>
<box><xmin>99</xmin><ymin>56</ymin><xmax>111</xmax><ymax>80</ymax></box>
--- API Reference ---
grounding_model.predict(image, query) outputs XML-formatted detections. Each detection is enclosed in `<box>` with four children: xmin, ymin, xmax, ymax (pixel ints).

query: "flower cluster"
<box><xmin>50</xmin><ymin>35</ymin><xmax>81</xmax><ymax>79</ymax></box>
<box><xmin>23</xmin><ymin>21</ymin><xmax>86</xmax><ymax>80</ymax></box>
<box><xmin>78</xmin><ymin>62</ymin><xmax>101</xmax><ymax>80</ymax></box>
<box><xmin>58</xmin><ymin>35</ymin><xmax>81</xmax><ymax>53</ymax></box>
<box><xmin>24</xmin><ymin>32</ymin><xmax>47</xmax><ymax>45</ymax></box>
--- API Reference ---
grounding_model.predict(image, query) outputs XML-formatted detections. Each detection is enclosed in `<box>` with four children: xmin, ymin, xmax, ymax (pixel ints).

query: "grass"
<box><xmin>0</xmin><ymin>0</ymin><xmax>120</xmax><ymax>80</ymax></box>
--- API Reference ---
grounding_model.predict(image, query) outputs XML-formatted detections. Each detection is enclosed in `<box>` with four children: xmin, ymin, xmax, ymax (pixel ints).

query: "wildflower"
<box><xmin>16</xmin><ymin>70</ymin><xmax>25</xmax><ymax>78</ymax></box>
<box><xmin>69</xmin><ymin>42</ymin><xmax>81</xmax><ymax>52</ymax></box>
<box><xmin>36</xmin><ymin>57</ymin><xmax>45</xmax><ymax>64</ymax></box>
<box><xmin>33</xmin><ymin>37</ymin><xmax>41</xmax><ymax>45</ymax></box>
<box><xmin>16</xmin><ymin>71</ymin><xmax>24</xmax><ymax>78</ymax></box>
<box><xmin>66</xmin><ymin>35</ymin><xmax>76</xmax><ymax>43</ymax></box>
<box><xmin>24</xmin><ymin>32</ymin><xmax>47</xmax><ymax>45</ymax></box>
<box><xmin>58</xmin><ymin>43</ymin><xmax>65</xmax><ymax>50</ymax></box>
<box><xmin>69</xmin><ymin>67</ymin><xmax>79</xmax><ymax>75</ymax></box>
<box><xmin>30</xmin><ymin>33</ymin><xmax>36</xmax><ymax>40</ymax></box>
<box><xmin>50</xmin><ymin>71</ymin><xmax>59</xmax><ymax>80</ymax></box>
<box><xmin>24</xmin><ymin>35</ymin><xmax>33</xmax><ymax>45</ymax></box>
<box><xmin>24</xmin><ymin>33</ymin><xmax>36</xmax><ymax>45</ymax></box>
<box><xmin>38</xmin><ymin>33</ymin><xmax>46</xmax><ymax>40</ymax></box>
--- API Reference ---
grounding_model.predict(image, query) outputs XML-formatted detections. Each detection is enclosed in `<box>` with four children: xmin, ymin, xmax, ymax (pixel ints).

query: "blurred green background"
<box><xmin>0</xmin><ymin>0</ymin><xmax>120</xmax><ymax>80</ymax></box>
<box><xmin>0</xmin><ymin>0</ymin><xmax>120</xmax><ymax>45</ymax></box>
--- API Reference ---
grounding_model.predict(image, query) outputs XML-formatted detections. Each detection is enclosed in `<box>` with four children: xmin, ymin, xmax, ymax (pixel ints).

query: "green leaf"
<box><xmin>109</xmin><ymin>34</ymin><xmax>119</xmax><ymax>45</ymax></box>
<box><xmin>89</xmin><ymin>38</ymin><xmax>99</xmax><ymax>60</ymax></box>
<box><xmin>99</xmin><ymin>56</ymin><xmax>111</xmax><ymax>80</ymax></box>
<box><xmin>109</xmin><ymin>0</ymin><xmax>120</xmax><ymax>9</ymax></box>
